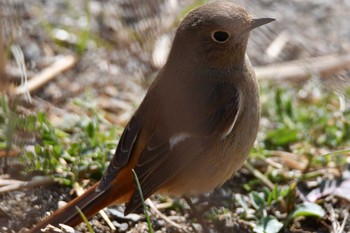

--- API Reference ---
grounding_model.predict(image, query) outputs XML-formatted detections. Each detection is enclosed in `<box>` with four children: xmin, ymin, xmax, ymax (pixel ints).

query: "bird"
<box><xmin>29</xmin><ymin>1</ymin><xmax>274</xmax><ymax>232</ymax></box>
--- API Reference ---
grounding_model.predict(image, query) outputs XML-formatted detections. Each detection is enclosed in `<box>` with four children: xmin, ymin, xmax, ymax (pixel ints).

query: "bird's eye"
<box><xmin>211</xmin><ymin>31</ymin><xmax>230</xmax><ymax>43</ymax></box>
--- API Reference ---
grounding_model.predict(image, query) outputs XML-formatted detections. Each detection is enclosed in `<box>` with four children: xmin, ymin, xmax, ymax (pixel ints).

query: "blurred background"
<box><xmin>1</xmin><ymin>0</ymin><xmax>350</xmax><ymax>232</ymax></box>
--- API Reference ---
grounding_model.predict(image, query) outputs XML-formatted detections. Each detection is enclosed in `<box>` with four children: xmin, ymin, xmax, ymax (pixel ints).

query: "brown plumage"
<box><xmin>29</xmin><ymin>1</ymin><xmax>274</xmax><ymax>232</ymax></box>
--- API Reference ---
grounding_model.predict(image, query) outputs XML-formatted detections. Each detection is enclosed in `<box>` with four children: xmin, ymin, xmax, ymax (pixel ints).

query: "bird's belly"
<box><xmin>158</xmin><ymin>99</ymin><xmax>259</xmax><ymax>196</ymax></box>
<box><xmin>158</xmin><ymin>131</ymin><xmax>255</xmax><ymax>196</ymax></box>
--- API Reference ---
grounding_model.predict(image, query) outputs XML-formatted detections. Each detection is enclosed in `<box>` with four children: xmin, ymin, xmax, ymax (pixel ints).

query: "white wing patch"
<box><xmin>221</xmin><ymin>89</ymin><xmax>242</xmax><ymax>139</ymax></box>
<box><xmin>169</xmin><ymin>133</ymin><xmax>191</xmax><ymax>149</ymax></box>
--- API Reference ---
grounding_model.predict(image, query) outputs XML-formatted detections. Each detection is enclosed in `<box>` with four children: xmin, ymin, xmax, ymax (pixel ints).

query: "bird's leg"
<box><xmin>183</xmin><ymin>197</ymin><xmax>213</xmax><ymax>233</ymax></box>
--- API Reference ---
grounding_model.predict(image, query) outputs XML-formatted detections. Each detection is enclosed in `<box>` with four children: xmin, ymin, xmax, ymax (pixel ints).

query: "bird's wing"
<box><xmin>124</xmin><ymin>134</ymin><xmax>206</xmax><ymax>214</ymax></box>
<box><xmin>199</xmin><ymin>81</ymin><xmax>242</xmax><ymax>138</ymax></box>
<box><xmin>98</xmin><ymin>78</ymin><xmax>241</xmax><ymax>213</ymax></box>
<box><xmin>98</xmin><ymin>115</ymin><xmax>142</xmax><ymax>191</ymax></box>
<box><xmin>124</xmin><ymin>82</ymin><xmax>242</xmax><ymax>214</ymax></box>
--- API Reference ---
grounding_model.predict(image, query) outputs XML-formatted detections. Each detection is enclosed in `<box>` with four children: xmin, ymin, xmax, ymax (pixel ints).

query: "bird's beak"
<box><xmin>250</xmin><ymin>18</ymin><xmax>275</xmax><ymax>30</ymax></box>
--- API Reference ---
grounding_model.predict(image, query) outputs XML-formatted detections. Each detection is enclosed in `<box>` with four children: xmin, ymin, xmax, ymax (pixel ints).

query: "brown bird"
<box><xmin>29</xmin><ymin>1</ymin><xmax>274</xmax><ymax>232</ymax></box>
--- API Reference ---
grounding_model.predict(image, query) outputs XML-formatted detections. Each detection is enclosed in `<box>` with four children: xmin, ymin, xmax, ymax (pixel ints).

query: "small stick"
<box><xmin>0</xmin><ymin>178</ymin><xmax>23</xmax><ymax>187</ymax></box>
<box><xmin>98</xmin><ymin>209</ymin><xmax>116</xmax><ymax>231</ymax></box>
<box><xmin>13</xmin><ymin>55</ymin><xmax>77</xmax><ymax>95</ymax></box>
<box><xmin>0</xmin><ymin>176</ymin><xmax>53</xmax><ymax>193</ymax></box>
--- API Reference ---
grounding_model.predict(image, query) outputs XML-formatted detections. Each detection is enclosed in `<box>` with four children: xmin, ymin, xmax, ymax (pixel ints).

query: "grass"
<box><xmin>132</xmin><ymin>169</ymin><xmax>154</xmax><ymax>233</ymax></box>
<box><xmin>76</xmin><ymin>206</ymin><xmax>95</xmax><ymax>233</ymax></box>
<box><xmin>1</xmin><ymin>82</ymin><xmax>349</xmax><ymax>231</ymax></box>
<box><xmin>1</xmin><ymin>1</ymin><xmax>348</xmax><ymax>232</ymax></box>
<box><xmin>242</xmin><ymin>82</ymin><xmax>349</xmax><ymax>232</ymax></box>
<box><xmin>1</xmin><ymin>94</ymin><xmax>119</xmax><ymax>186</ymax></box>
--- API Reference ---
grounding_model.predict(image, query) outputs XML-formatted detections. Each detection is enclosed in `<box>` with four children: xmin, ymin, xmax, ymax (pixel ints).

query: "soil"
<box><xmin>1</xmin><ymin>0</ymin><xmax>350</xmax><ymax>232</ymax></box>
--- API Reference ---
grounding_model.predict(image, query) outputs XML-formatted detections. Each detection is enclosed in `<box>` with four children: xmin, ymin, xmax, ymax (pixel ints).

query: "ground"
<box><xmin>0</xmin><ymin>0</ymin><xmax>350</xmax><ymax>232</ymax></box>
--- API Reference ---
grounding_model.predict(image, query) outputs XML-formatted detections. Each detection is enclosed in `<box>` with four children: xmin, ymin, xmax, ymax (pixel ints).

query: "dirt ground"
<box><xmin>1</xmin><ymin>0</ymin><xmax>350</xmax><ymax>232</ymax></box>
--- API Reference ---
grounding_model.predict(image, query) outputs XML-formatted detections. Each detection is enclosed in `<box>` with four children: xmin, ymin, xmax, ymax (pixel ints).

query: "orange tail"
<box><xmin>29</xmin><ymin>182</ymin><xmax>132</xmax><ymax>233</ymax></box>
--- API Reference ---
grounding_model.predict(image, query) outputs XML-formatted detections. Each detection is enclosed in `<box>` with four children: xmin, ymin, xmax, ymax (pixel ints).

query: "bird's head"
<box><xmin>170</xmin><ymin>1</ymin><xmax>274</xmax><ymax>69</ymax></box>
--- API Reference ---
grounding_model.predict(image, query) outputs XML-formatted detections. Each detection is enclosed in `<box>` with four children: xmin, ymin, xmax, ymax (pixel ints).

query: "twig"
<box><xmin>0</xmin><ymin>176</ymin><xmax>54</xmax><ymax>193</ymax></box>
<box><xmin>99</xmin><ymin>209</ymin><xmax>116</xmax><ymax>231</ymax></box>
<box><xmin>145</xmin><ymin>199</ymin><xmax>190</xmax><ymax>233</ymax></box>
<box><xmin>255</xmin><ymin>53</ymin><xmax>350</xmax><ymax>82</ymax></box>
<box><xmin>0</xmin><ymin>178</ymin><xmax>23</xmax><ymax>187</ymax></box>
<box><xmin>244</xmin><ymin>162</ymin><xmax>274</xmax><ymax>190</ymax></box>
<box><xmin>151</xmin><ymin>199</ymin><xmax>173</xmax><ymax>210</ymax></box>
<box><xmin>13</xmin><ymin>55</ymin><xmax>77</xmax><ymax>95</ymax></box>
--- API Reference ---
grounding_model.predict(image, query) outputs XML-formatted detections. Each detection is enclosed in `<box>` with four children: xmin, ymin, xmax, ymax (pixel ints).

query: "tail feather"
<box><xmin>29</xmin><ymin>182</ymin><xmax>127</xmax><ymax>233</ymax></box>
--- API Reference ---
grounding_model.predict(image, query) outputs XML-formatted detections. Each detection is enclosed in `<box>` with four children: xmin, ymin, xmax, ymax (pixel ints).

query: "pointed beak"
<box><xmin>250</xmin><ymin>18</ymin><xmax>275</xmax><ymax>30</ymax></box>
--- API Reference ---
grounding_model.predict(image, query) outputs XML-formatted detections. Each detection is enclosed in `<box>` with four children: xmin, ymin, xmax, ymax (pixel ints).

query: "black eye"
<box><xmin>212</xmin><ymin>31</ymin><xmax>230</xmax><ymax>43</ymax></box>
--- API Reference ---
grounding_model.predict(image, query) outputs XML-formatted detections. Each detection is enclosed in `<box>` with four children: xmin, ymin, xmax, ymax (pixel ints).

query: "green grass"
<box><xmin>239</xmin><ymin>82</ymin><xmax>350</xmax><ymax>232</ymax></box>
<box><xmin>132</xmin><ymin>169</ymin><xmax>154</xmax><ymax>233</ymax></box>
<box><xmin>0</xmin><ymin>94</ymin><xmax>119</xmax><ymax>186</ymax></box>
<box><xmin>1</xmin><ymin>82</ymin><xmax>349</xmax><ymax>231</ymax></box>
